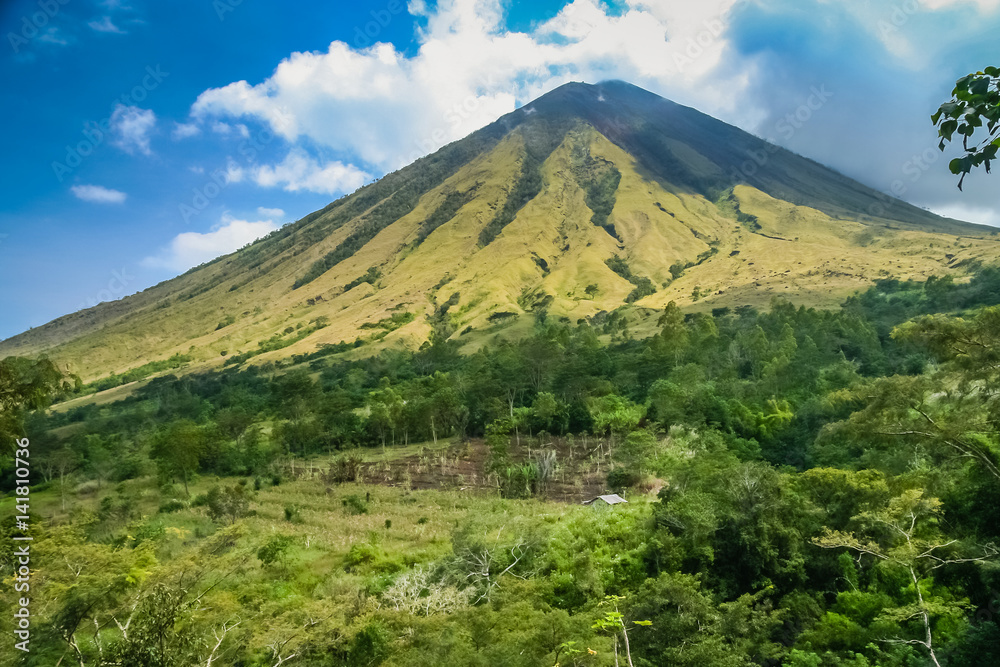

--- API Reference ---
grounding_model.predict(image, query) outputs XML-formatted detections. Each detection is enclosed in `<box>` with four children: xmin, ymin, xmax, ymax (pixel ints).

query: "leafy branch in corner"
<box><xmin>933</xmin><ymin>67</ymin><xmax>1000</xmax><ymax>190</ymax></box>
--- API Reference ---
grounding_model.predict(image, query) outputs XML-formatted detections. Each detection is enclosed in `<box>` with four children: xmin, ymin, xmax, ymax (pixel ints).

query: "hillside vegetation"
<box><xmin>4</xmin><ymin>268</ymin><xmax>1000</xmax><ymax>666</ymax></box>
<box><xmin>2</xmin><ymin>82</ymin><xmax>999</xmax><ymax>384</ymax></box>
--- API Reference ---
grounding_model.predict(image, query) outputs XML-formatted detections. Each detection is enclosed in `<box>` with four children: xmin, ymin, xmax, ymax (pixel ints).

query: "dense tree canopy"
<box><xmin>5</xmin><ymin>268</ymin><xmax>1000</xmax><ymax>666</ymax></box>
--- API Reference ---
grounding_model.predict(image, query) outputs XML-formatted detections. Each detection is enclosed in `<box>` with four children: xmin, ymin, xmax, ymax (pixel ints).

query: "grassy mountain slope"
<box><xmin>3</xmin><ymin>81</ymin><xmax>999</xmax><ymax>382</ymax></box>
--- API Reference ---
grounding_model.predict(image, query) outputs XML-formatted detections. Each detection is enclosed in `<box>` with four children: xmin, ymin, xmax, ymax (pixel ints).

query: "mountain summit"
<box><xmin>4</xmin><ymin>81</ymin><xmax>1000</xmax><ymax>380</ymax></box>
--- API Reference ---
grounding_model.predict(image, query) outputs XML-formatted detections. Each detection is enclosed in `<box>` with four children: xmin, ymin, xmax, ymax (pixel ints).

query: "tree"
<box><xmin>257</xmin><ymin>534</ymin><xmax>294</xmax><ymax>567</ymax></box>
<box><xmin>653</xmin><ymin>301</ymin><xmax>690</xmax><ymax>367</ymax></box>
<box><xmin>531</xmin><ymin>391</ymin><xmax>569</xmax><ymax>435</ymax></box>
<box><xmin>822</xmin><ymin>309</ymin><xmax>1000</xmax><ymax>484</ymax></box>
<box><xmin>628</xmin><ymin>572</ymin><xmax>784</xmax><ymax>667</ymax></box>
<box><xmin>109</xmin><ymin>584</ymin><xmax>196</xmax><ymax>667</ymax></box>
<box><xmin>613</xmin><ymin>429</ymin><xmax>658</xmax><ymax>475</ymax></box>
<box><xmin>484</xmin><ymin>418</ymin><xmax>515</xmax><ymax>492</ymax></box>
<box><xmin>647</xmin><ymin>379</ymin><xmax>688</xmax><ymax>427</ymax></box>
<box><xmin>427</xmin><ymin>372</ymin><xmax>466</xmax><ymax>443</ymax></box>
<box><xmin>589</xmin><ymin>394</ymin><xmax>645</xmax><ymax>441</ymax></box>
<box><xmin>368</xmin><ymin>379</ymin><xmax>404</xmax><ymax>447</ymax></box>
<box><xmin>26</xmin><ymin>526</ymin><xmax>157</xmax><ymax>666</ymax></box>
<box><xmin>0</xmin><ymin>356</ymin><xmax>64</xmax><ymax>462</ymax></box>
<box><xmin>150</xmin><ymin>420</ymin><xmax>205</xmax><ymax>496</ymax></box>
<box><xmin>591</xmin><ymin>595</ymin><xmax>651</xmax><ymax>667</ymax></box>
<box><xmin>84</xmin><ymin>433</ymin><xmax>120</xmax><ymax>491</ymax></box>
<box><xmin>713</xmin><ymin>461</ymin><xmax>807</xmax><ymax>597</ymax></box>
<box><xmin>813</xmin><ymin>489</ymin><xmax>997</xmax><ymax>667</ymax></box>
<box><xmin>933</xmin><ymin>66</ymin><xmax>1000</xmax><ymax>189</ymax></box>
<box><xmin>215</xmin><ymin>407</ymin><xmax>254</xmax><ymax>442</ymax></box>
<box><xmin>206</xmin><ymin>484</ymin><xmax>252</xmax><ymax>524</ymax></box>
<box><xmin>48</xmin><ymin>446</ymin><xmax>81</xmax><ymax>511</ymax></box>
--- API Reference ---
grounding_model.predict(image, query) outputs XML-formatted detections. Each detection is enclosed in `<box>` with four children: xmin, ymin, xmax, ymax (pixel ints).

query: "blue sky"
<box><xmin>1</xmin><ymin>0</ymin><xmax>999</xmax><ymax>340</ymax></box>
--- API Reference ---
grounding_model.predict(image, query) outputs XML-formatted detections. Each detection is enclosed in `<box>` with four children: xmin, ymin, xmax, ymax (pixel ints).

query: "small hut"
<box><xmin>582</xmin><ymin>494</ymin><xmax>628</xmax><ymax>507</ymax></box>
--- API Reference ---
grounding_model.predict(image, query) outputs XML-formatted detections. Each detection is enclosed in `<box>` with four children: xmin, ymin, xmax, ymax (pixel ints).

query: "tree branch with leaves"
<box><xmin>933</xmin><ymin>67</ymin><xmax>1000</xmax><ymax>189</ymax></box>
<box><xmin>813</xmin><ymin>489</ymin><xmax>996</xmax><ymax>667</ymax></box>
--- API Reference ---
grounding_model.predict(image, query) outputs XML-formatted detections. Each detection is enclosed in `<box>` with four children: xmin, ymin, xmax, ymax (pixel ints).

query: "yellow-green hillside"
<box><xmin>2</xmin><ymin>80</ymin><xmax>998</xmax><ymax>382</ymax></box>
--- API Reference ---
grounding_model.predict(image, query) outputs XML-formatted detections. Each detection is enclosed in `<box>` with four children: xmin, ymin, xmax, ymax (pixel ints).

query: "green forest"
<box><xmin>3</xmin><ymin>268</ymin><xmax>1000</xmax><ymax>667</ymax></box>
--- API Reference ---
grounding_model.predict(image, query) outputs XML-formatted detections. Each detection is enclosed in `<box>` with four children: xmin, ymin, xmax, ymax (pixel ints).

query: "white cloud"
<box><xmin>925</xmin><ymin>202</ymin><xmax>1000</xmax><ymax>228</ymax></box>
<box><xmin>142</xmin><ymin>217</ymin><xmax>279</xmax><ymax>273</ymax></box>
<box><xmin>186</xmin><ymin>0</ymin><xmax>1000</xmax><ymax>223</ymax></box>
<box><xmin>190</xmin><ymin>0</ymin><xmax>757</xmax><ymax>171</ymax></box>
<box><xmin>224</xmin><ymin>160</ymin><xmax>245</xmax><ymax>184</ymax></box>
<box><xmin>919</xmin><ymin>0</ymin><xmax>1000</xmax><ymax>10</ymax></box>
<box><xmin>71</xmin><ymin>184</ymin><xmax>127</xmax><ymax>204</ymax></box>
<box><xmin>253</xmin><ymin>148</ymin><xmax>370</xmax><ymax>194</ymax></box>
<box><xmin>210</xmin><ymin>121</ymin><xmax>250</xmax><ymax>138</ymax></box>
<box><xmin>88</xmin><ymin>16</ymin><xmax>125</xmax><ymax>34</ymax></box>
<box><xmin>111</xmin><ymin>104</ymin><xmax>156</xmax><ymax>155</ymax></box>
<box><xmin>38</xmin><ymin>27</ymin><xmax>69</xmax><ymax>46</ymax></box>
<box><xmin>172</xmin><ymin>122</ymin><xmax>201</xmax><ymax>140</ymax></box>
<box><xmin>258</xmin><ymin>207</ymin><xmax>286</xmax><ymax>219</ymax></box>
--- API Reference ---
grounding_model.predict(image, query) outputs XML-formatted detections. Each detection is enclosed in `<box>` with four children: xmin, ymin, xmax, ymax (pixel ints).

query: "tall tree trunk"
<box><xmin>620</xmin><ymin>622</ymin><xmax>635</xmax><ymax>667</ymax></box>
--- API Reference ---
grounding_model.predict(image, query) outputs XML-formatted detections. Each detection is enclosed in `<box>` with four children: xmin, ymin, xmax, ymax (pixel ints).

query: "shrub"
<box><xmin>607</xmin><ymin>467</ymin><xmax>642</xmax><ymax>494</ymax></box>
<box><xmin>342</xmin><ymin>494</ymin><xmax>369</xmax><ymax>515</ymax></box>
<box><xmin>159</xmin><ymin>499</ymin><xmax>187</xmax><ymax>514</ymax></box>
<box><xmin>499</xmin><ymin>463</ymin><xmax>539</xmax><ymax>499</ymax></box>
<box><xmin>346</xmin><ymin>542</ymin><xmax>381</xmax><ymax>567</ymax></box>
<box><xmin>257</xmin><ymin>534</ymin><xmax>294</xmax><ymax>566</ymax></box>
<box><xmin>325</xmin><ymin>453</ymin><xmax>363</xmax><ymax>483</ymax></box>
<box><xmin>112</xmin><ymin>455</ymin><xmax>146</xmax><ymax>482</ymax></box>
<box><xmin>284</xmin><ymin>504</ymin><xmax>303</xmax><ymax>523</ymax></box>
<box><xmin>345</xmin><ymin>542</ymin><xmax>403</xmax><ymax>575</ymax></box>
<box><xmin>206</xmin><ymin>484</ymin><xmax>252</xmax><ymax>524</ymax></box>
<box><xmin>74</xmin><ymin>480</ymin><xmax>100</xmax><ymax>496</ymax></box>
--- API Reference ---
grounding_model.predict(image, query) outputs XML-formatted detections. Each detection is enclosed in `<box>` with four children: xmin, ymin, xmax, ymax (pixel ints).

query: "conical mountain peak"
<box><xmin>3</xmin><ymin>82</ymin><xmax>998</xmax><ymax>381</ymax></box>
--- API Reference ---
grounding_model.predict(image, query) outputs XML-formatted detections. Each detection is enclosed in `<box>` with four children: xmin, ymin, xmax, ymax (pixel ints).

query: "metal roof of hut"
<box><xmin>582</xmin><ymin>494</ymin><xmax>628</xmax><ymax>506</ymax></box>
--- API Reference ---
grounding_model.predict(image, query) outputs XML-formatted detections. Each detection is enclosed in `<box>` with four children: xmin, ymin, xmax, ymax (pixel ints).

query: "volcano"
<box><xmin>4</xmin><ymin>80</ymin><xmax>999</xmax><ymax>381</ymax></box>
